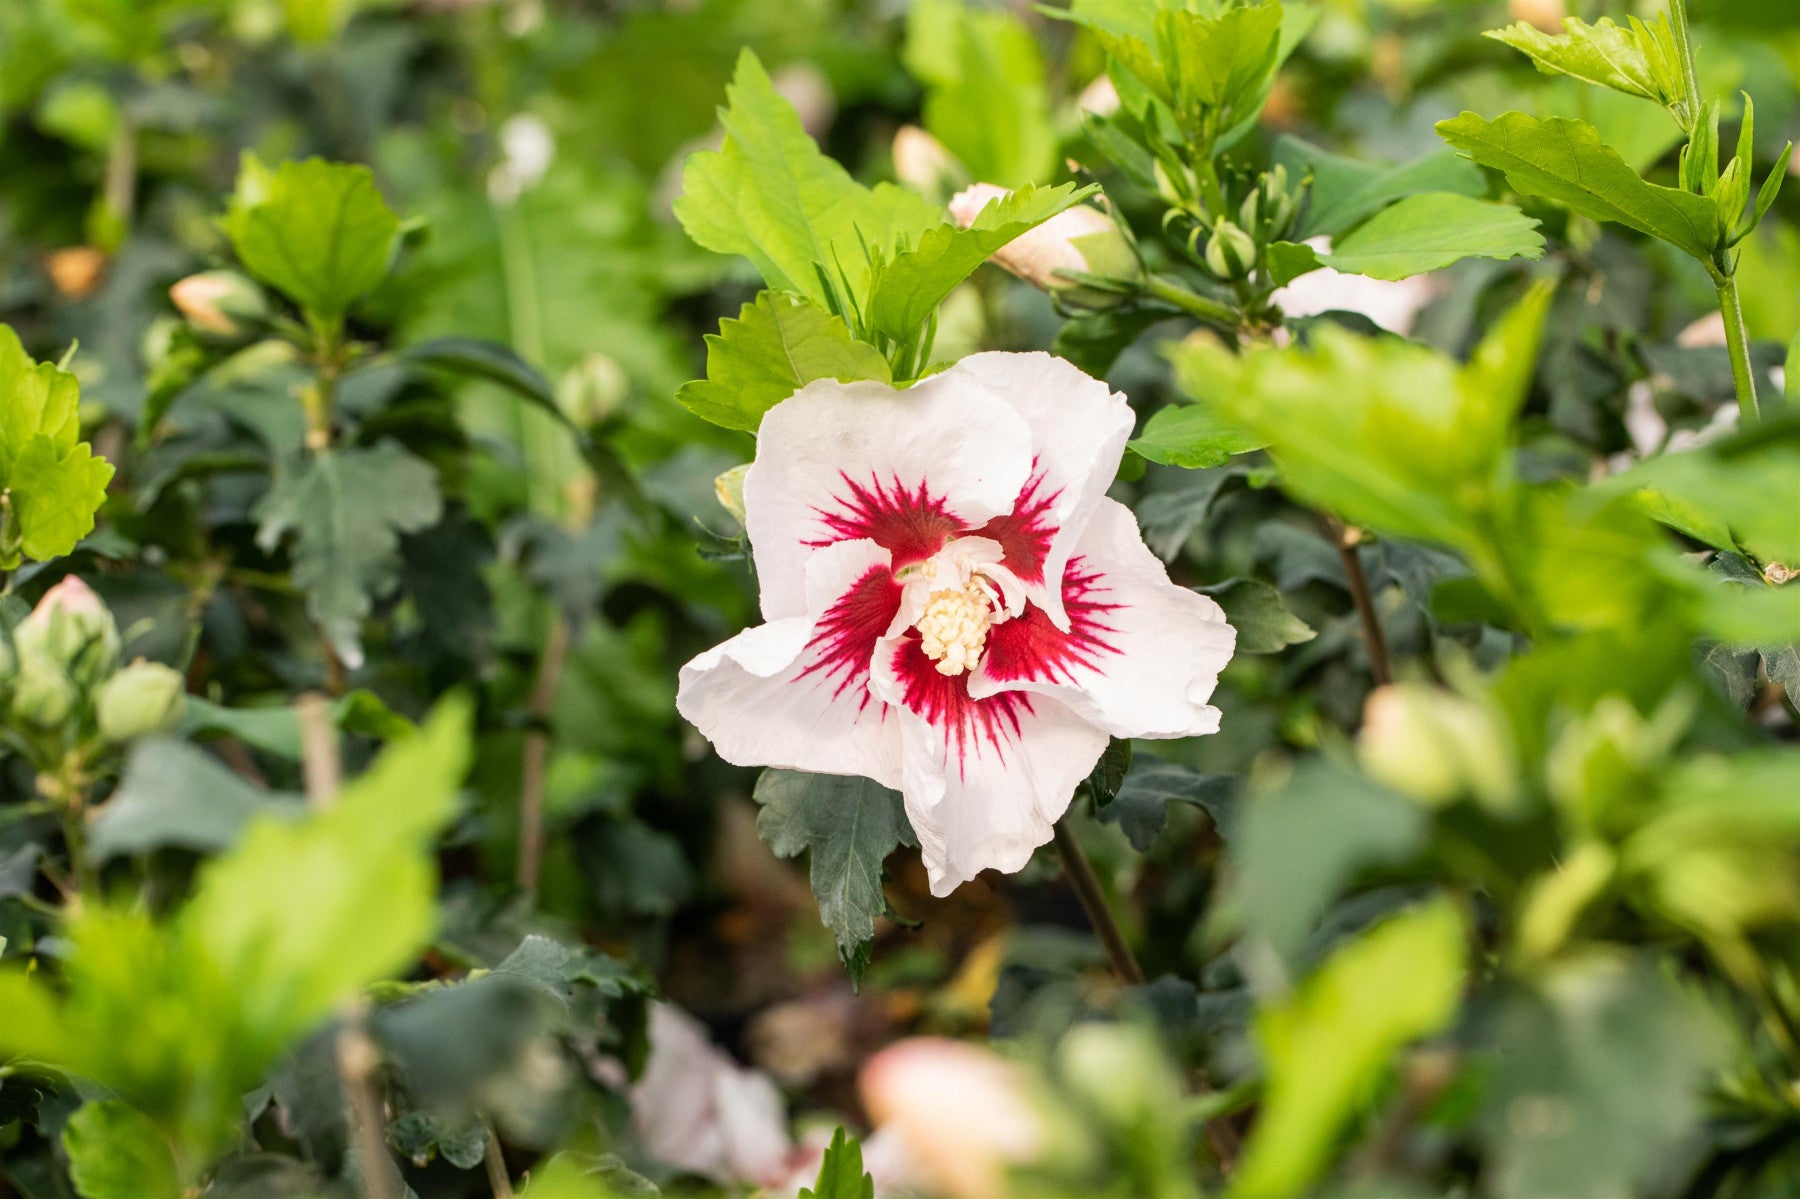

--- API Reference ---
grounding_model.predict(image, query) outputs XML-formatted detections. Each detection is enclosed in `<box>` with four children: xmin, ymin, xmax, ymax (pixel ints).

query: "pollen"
<box><xmin>915</xmin><ymin>582</ymin><xmax>995</xmax><ymax>676</ymax></box>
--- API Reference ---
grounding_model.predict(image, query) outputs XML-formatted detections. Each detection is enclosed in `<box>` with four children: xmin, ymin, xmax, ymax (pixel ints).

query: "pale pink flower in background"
<box><xmin>1508</xmin><ymin>0</ymin><xmax>1568</xmax><ymax>32</ymax></box>
<box><xmin>1271</xmin><ymin>236</ymin><xmax>1438</xmax><ymax>335</ymax></box>
<box><xmin>948</xmin><ymin>185</ymin><xmax>1134</xmax><ymax>294</ymax></box>
<box><xmin>1077</xmin><ymin>74</ymin><xmax>1121</xmax><ymax>118</ymax></box>
<box><xmin>892</xmin><ymin>125</ymin><xmax>958</xmax><ymax>193</ymax></box>
<box><xmin>676</xmin><ymin>352</ymin><xmax>1235</xmax><ymax>895</ymax></box>
<box><xmin>860</xmin><ymin>1038</ymin><xmax>1045</xmax><ymax>1199</ymax></box>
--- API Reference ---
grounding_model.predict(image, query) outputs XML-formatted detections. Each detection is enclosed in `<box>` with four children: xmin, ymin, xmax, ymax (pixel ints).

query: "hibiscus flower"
<box><xmin>677</xmin><ymin>352</ymin><xmax>1236</xmax><ymax>895</ymax></box>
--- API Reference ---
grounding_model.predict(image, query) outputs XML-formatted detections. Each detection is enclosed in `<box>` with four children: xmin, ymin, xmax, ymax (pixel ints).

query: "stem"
<box><xmin>1668</xmin><ymin>0</ymin><xmax>1704</xmax><ymax>132</ymax></box>
<box><xmin>1052</xmin><ymin>820</ymin><xmax>1146</xmax><ymax>986</ymax></box>
<box><xmin>1717</xmin><ymin>274</ymin><xmax>1761</xmax><ymax>424</ymax></box>
<box><xmin>1327</xmin><ymin>518</ymin><xmax>1393</xmax><ymax>687</ymax></box>
<box><xmin>516</xmin><ymin>611</ymin><xmax>569</xmax><ymax>899</ymax></box>
<box><xmin>1142</xmin><ymin>274</ymin><xmax>1238</xmax><ymax>329</ymax></box>
<box><xmin>297</xmin><ymin>693</ymin><xmax>341</xmax><ymax>809</ymax></box>
<box><xmin>337</xmin><ymin>1010</ymin><xmax>405</xmax><ymax>1199</ymax></box>
<box><xmin>101</xmin><ymin>119</ymin><xmax>137</xmax><ymax>241</ymax></box>
<box><xmin>483</xmin><ymin>1124</ymin><xmax>515</xmax><ymax>1198</ymax></box>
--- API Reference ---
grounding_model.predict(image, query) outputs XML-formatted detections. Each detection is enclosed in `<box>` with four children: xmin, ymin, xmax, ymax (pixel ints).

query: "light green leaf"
<box><xmin>1274</xmin><ymin>135</ymin><xmax>1488</xmax><ymax>239</ymax></box>
<box><xmin>1437</xmin><ymin>112</ymin><xmax>1723</xmax><ymax>262</ymax></box>
<box><xmin>253</xmin><ymin>443</ymin><xmax>443</xmax><ymax>668</ymax></box>
<box><xmin>63</xmin><ymin>1101</ymin><xmax>181</xmax><ymax>1199</ymax></box>
<box><xmin>1488</xmin><ymin>16</ymin><xmax>1686</xmax><ymax>112</ymax></box>
<box><xmin>1229</xmin><ymin>900</ymin><xmax>1466</xmax><ymax>1199</ymax></box>
<box><xmin>906</xmin><ymin>0</ymin><xmax>1054</xmax><ymax>187</ymax></box>
<box><xmin>1596</xmin><ymin>418</ymin><xmax>1800</xmax><ymax>563</ymax></box>
<box><xmin>221</xmin><ymin>155</ymin><xmax>401</xmax><ymax>324</ymax></box>
<box><xmin>0</xmin><ymin>326</ymin><xmax>115</xmax><ymax>568</ymax></box>
<box><xmin>800</xmin><ymin>1127</ymin><xmax>876</xmax><ymax>1199</ymax></box>
<box><xmin>675</xmin><ymin>51</ymin><xmax>941</xmax><ymax>309</ymax></box>
<box><xmin>867</xmin><ymin>182</ymin><xmax>1096</xmax><ymax>342</ymax></box>
<box><xmin>676</xmin><ymin>291</ymin><xmax>892</xmax><ymax>433</ymax></box>
<box><xmin>1197</xmin><ymin>577</ymin><xmax>1316</xmax><ymax>654</ymax></box>
<box><xmin>1133</xmin><ymin>335</ymin><xmax>1272</xmax><ymax>469</ymax></box>
<box><xmin>753</xmin><ymin>769</ymin><xmax>917</xmax><ymax>985</ymax></box>
<box><xmin>1322</xmin><ymin>192</ymin><xmax>1545</xmax><ymax>281</ymax></box>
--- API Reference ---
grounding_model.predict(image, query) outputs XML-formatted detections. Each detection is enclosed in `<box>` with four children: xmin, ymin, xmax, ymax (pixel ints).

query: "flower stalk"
<box><xmin>1053</xmin><ymin>820</ymin><xmax>1146</xmax><ymax>986</ymax></box>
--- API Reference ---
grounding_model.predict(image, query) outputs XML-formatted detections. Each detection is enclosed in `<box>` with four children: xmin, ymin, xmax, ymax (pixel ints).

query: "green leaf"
<box><xmin>63</xmin><ymin>1101</ymin><xmax>181</xmax><ymax>1199</ymax></box>
<box><xmin>0</xmin><ymin>326</ymin><xmax>115</xmax><ymax>569</ymax></box>
<box><xmin>753</xmin><ymin>769</ymin><xmax>917</xmax><ymax>985</ymax></box>
<box><xmin>799</xmin><ymin>1127</ymin><xmax>875</xmax><ymax>1199</ymax></box>
<box><xmin>906</xmin><ymin>0</ymin><xmax>1055</xmax><ymax>187</ymax></box>
<box><xmin>253</xmin><ymin>443</ymin><xmax>443</xmax><ymax>668</ymax></box>
<box><xmin>867</xmin><ymin>182</ymin><xmax>1096</xmax><ymax>342</ymax></box>
<box><xmin>1133</xmin><ymin>335</ymin><xmax>1272</xmax><ymax>468</ymax></box>
<box><xmin>1487</xmin><ymin>16</ymin><xmax>1686</xmax><ymax>112</ymax></box>
<box><xmin>1197</xmin><ymin>577</ymin><xmax>1317</xmax><ymax>653</ymax></box>
<box><xmin>1436</xmin><ymin>112</ymin><xmax>1723</xmax><ymax>262</ymax></box>
<box><xmin>675</xmin><ymin>50</ymin><xmax>940</xmax><ymax>308</ymax></box>
<box><xmin>221</xmin><ymin>155</ymin><xmax>401</xmax><ymax>325</ymax></box>
<box><xmin>677</xmin><ymin>291</ymin><xmax>892</xmax><ymax>432</ymax></box>
<box><xmin>1321</xmin><ymin>192</ymin><xmax>1545</xmax><ymax>280</ymax></box>
<box><xmin>89</xmin><ymin>739</ymin><xmax>296</xmax><ymax>862</ymax></box>
<box><xmin>1229</xmin><ymin>900</ymin><xmax>1465</xmax><ymax>1199</ymax></box>
<box><xmin>184</xmin><ymin>697</ymin><xmax>471</xmax><ymax>1052</ymax></box>
<box><xmin>1098</xmin><ymin>756</ymin><xmax>1237</xmax><ymax>852</ymax></box>
<box><xmin>1274</xmin><ymin>135</ymin><xmax>1489</xmax><ymax>238</ymax></box>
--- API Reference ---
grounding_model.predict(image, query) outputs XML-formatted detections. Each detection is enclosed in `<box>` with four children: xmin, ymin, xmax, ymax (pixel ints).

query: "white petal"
<box><xmin>745</xmin><ymin>373</ymin><xmax>1035</xmax><ymax>621</ymax></box>
<box><xmin>870</xmin><ymin>635</ymin><xmax>1108</xmax><ymax>897</ymax></box>
<box><xmin>677</xmin><ymin>539</ymin><xmax>906</xmax><ymax>788</ymax></box>
<box><xmin>937</xmin><ymin>352</ymin><xmax>1133</xmax><ymax>629</ymax></box>
<box><xmin>969</xmin><ymin>498</ymin><xmax>1235</xmax><ymax>740</ymax></box>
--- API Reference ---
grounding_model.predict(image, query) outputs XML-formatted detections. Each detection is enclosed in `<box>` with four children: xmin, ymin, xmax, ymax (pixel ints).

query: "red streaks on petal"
<box><xmin>888</xmin><ymin>637</ymin><xmax>1034</xmax><ymax>778</ymax></box>
<box><xmin>810</xmin><ymin>473</ymin><xmax>964</xmax><ymax>569</ymax></box>
<box><xmin>980</xmin><ymin>558</ymin><xmax>1122</xmax><ymax>685</ymax></box>
<box><xmin>797</xmin><ymin>564</ymin><xmax>905</xmax><ymax>710</ymax></box>
<box><xmin>974</xmin><ymin>466</ymin><xmax>1061</xmax><ymax>585</ymax></box>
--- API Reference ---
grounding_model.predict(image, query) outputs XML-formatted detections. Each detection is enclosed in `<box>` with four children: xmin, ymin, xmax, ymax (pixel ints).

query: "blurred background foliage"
<box><xmin>0</xmin><ymin>0</ymin><xmax>1797</xmax><ymax>1197</ymax></box>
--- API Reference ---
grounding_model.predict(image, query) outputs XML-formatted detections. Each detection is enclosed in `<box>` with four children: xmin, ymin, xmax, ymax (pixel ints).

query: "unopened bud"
<box><xmin>1058</xmin><ymin>1024</ymin><xmax>1180</xmax><ymax>1133</ymax></box>
<box><xmin>1359</xmin><ymin>684</ymin><xmax>1516</xmax><ymax>809</ymax></box>
<box><xmin>1508</xmin><ymin>0</ymin><xmax>1567</xmax><ymax>33</ymax></box>
<box><xmin>949</xmin><ymin>184</ymin><xmax>1139</xmax><ymax>306</ymax></box>
<box><xmin>15</xmin><ymin>577</ymin><xmax>119</xmax><ymax>687</ymax></box>
<box><xmin>1204</xmin><ymin>218</ymin><xmax>1256</xmax><ymax>280</ymax></box>
<box><xmin>9</xmin><ymin>660</ymin><xmax>75</xmax><ymax>728</ymax></box>
<box><xmin>46</xmin><ymin>247</ymin><xmax>107</xmax><ymax>299</ymax></box>
<box><xmin>557</xmin><ymin>352</ymin><xmax>628</xmax><ymax>427</ymax></box>
<box><xmin>170</xmin><ymin>270</ymin><xmax>268</xmax><ymax>339</ymax></box>
<box><xmin>714</xmin><ymin>464</ymin><xmax>749</xmax><ymax>525</ymax></box>
<box><xmin>96</xmin><ymin>661</ymin><xmax>188</xmax><ymax>743</ymax></box>
<box><xmin>893</xmin><ymin>125</ymin><xmax>959</xmax><ymax>194</ymax></box>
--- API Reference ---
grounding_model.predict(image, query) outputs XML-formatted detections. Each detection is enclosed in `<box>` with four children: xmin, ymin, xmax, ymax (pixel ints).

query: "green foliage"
<box><xmin>1274</xmin><ymin>138</ymin><xmax>1488</xmax><ymax>238</ymax></box>
<box><xmin>253</xmin><ymin>443</ymin><xmax>443</xmax><ymax>668</ymax></box>
<box><xmin>905</xmin><ymin>0</ymin><xmax>1055</xmax><ymax>187</ymax></box>
<box><xmin>221</xmin><ymin>155</ymin><xmax>402</xmax><ymax>330</ymax></box>
<box><xmin>1487</xmin><ymin>16</ymin><xmax>1689</xmax><ymax>116</ymax></box>
<box><xmin>1437</xmin><ymin>112</ymin><xmax>1723</xmax><ymax>262</ymax></box>
<box><xmin>0</xmin><ymin>326</ymin><xmax>114</xmax><ymax>568</ymax></box>
<box><xmin>1196</xmin><ymin>578</ymin><xmax>1315</xmax><ymax>654</ymax></box>
<box><xmin>753</xmin><ymin>769</ymin><xmax>916</xmax><ymax>985</ymax></box>
<box><xmin>800</xmin><ymin>1128</ymin><xmax>876</xmax><ymax>1199</ymax></box>
<box><xmin>1231</xmin><ymin>900</ymin><xmax>1466</xmax><ymax>1199</ymax></box>
<box><xmin>676</xmin><ymin>291</ymin><xmax>892</xmax><ymax>432</ymax></box>
<box><xmin>1319</xmin><ymin>192</ymin><xmax>1545</xmax><ymax>281</ymax></box>
<box><xmin>62</xmin><ymin>1101</ymin><xmax>181</xmax><ymax>1199</ymax></box>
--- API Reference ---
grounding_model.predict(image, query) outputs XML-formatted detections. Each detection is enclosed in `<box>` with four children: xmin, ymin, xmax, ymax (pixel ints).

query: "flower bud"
<box><xmin>15</xmin><ymin>577</ymin><xmax>120</xmax><ymax>688</ymax></box>
<box><xmin>1058</xmin><ymin>1023</ymin><xmax>1181</xmax><ymax>1135</ymax></box>
<box><xmin>1359</xmin><ymin>684</ymin><xmax>1517</xmax><ymax>810</ymax></box>
<box><xmin>861</xmin><ymin>1038</ymin><xmax>1045</xmax><ymax>1199</ymax></box>
<box><xmin>557</xmin><ymin>352</ymin><xmax>628</xmax><ymax>427</ymax></box>
<box><xmin>170</xmin><ymin>270</ymin><xmax>269</xmax><ymax>340</ymax></box>
<box><xmin>1508</xmin><ymin>0</ymin><xmax>1567</xmax><ymax>33</ymax></box>
<box><xmin>949</xmin><ymin>184</ymin><xmax>1139</xmax><ymax>307</ymax></box>
<box><xmin>1204</xmin><ymin>218</ymin><xmax>1256</xmax><ymax>280</ymax></box>
<box><xmin>892</xmin><ymin>125</ymin><xmax>958</xmax><ymax>194</ymax></box>
<box><xmin>714</xmin><ymin>463</ymin><xmax>749</xmax><ymax>525</ymax></box>
<box><xmin>9</xmin><ymin>659</ymin><xmax>76</xmax><ymax>728</ymax></box>
<box><xmin>96</xmin><ymin>661</ymin><xmax>188</xmax><ymax>743</ymax></box>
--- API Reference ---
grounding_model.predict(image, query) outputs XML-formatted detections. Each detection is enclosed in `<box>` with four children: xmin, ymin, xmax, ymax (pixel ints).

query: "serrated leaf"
<box><xmin>1098</xmin><ymin>756</ymin><xmax>1237</xmax><ymax>852</ymax></box>
<box><xmin>1197</xmin><ymin>577</ymin><xmax>1316</xmax><ymax>654</ymax></box>
<box><xmin>677</xmin><ymin>291</ymin><xmax>892</xmax><ymax>432</ymax></box>
<box><xmin>675</xmin><ymin>51</ymin><xmax>940</xmax><ymax>309</ymax></box>
<box><xmin>867</xmin><ymin>182</ymin><xmax>1097</xmax><ymax>342</ymax></box>
<box><xmin>1321</xmin><ymin>192</ymin><xmax>1545</xmax><ymax>281</ymax></box>
<box><xmin>63</xmin><ymin>1101</ymin><xmax>181</xmax><ymax>1199</ymax></box>
<box><xmin>221</xmin><ymin>155</ymin><xmax>401</xmax><ymax>324</ymax></box>
<box><xmin>1437</xmin><ymin>112</ymin><xmax>1722</xmax><ymax>262</ymax></box>
<box><xmin>1596</xmin><ymin>417</ymin><xmax>1800</xmax><ymax>563</ymax></box>
<box><xmin>800</xmin><ymin>1127</ymin><xmax>875</xmax><ymax>1199</ymax></box>
<box><xmin>753</xmin><ymin>769</ymin><xmax>917</xmax><ymax>984</ymax></box>
<box><xmin>1487</xmin><ymin>16</ymin><xmax>1684</xmax><ymax>110</ymax></box>
<box><xmin>1275</xmin><ymin>135</ymin><xmax>1489</xmax><ymax>238</ymax></box>
<box><xmin>253</xmin><ymin>443</ymin><xmax>443</xmax><ymax>669</ymax></box>
<box><xmin>0</xmin><ymin>326</ymin><xmax>115</xmax><ymax>569</ymax></box>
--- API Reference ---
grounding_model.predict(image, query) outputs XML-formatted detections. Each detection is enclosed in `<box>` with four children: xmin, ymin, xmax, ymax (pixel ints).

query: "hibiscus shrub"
<box><xmin>1</xmin><ymin>1</ymin><xmax>1798</xmax><ymax>1198</ymax></box>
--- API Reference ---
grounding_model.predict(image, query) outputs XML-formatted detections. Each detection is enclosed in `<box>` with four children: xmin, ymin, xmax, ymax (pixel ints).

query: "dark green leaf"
<box><xmin>1098</xmin><ymin>756</ymin><xmax>1237</xmax><ymax>852</ymax></box>
<box><xmin>90</xmin><ymin>739</ymin><xmax>297</xmax><ymax>861</ymax></box>
<box><xmin>1196</xmin><ymin>577</ymin><xmax>1316</xmax><ymax>653</ymax></box>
